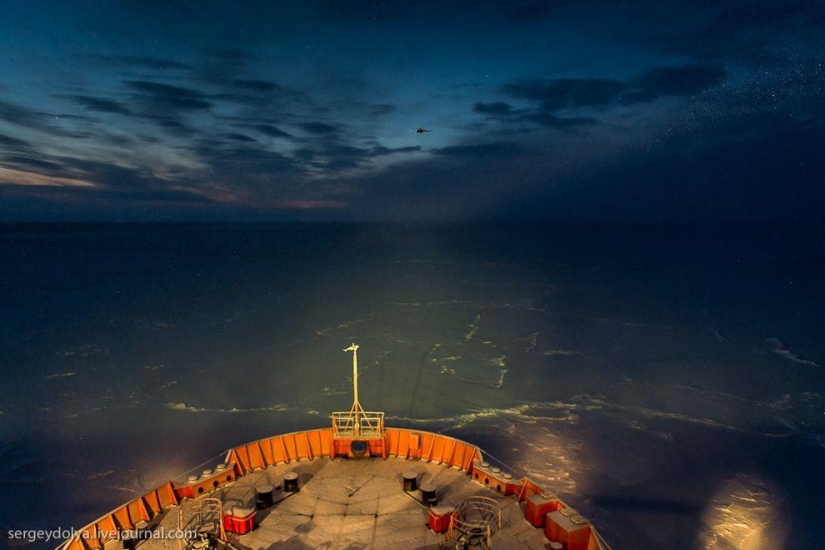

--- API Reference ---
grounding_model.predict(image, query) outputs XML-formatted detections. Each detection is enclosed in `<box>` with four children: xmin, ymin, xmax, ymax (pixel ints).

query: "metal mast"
<box><xmin>332</xmin><ymin>342</ymin><xmax>384</xmax><ymax>439</ymax></box>
<box><xmin>344</xmin><ymin>343</ymin><xmax>363</xmax><ymax>436</ymax></box>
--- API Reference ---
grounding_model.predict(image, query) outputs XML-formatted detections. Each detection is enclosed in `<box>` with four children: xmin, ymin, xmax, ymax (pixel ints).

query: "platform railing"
<box><xmin>331</xmin><ymin>410</ymin><xmax>385</xmax><ymax>438</ymax></box>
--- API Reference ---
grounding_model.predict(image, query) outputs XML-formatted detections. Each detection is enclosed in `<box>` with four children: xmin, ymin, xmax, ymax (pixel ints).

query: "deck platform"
<box><xmin>142</xmin><ymin>456</ymin><xmax>551</xmax><ymax>549</ymax></box>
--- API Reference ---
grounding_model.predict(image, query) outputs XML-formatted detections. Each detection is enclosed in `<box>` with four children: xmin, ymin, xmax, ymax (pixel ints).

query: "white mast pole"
<box><xmin>344</xmin><ymin>343</ymin><xmax>360</xmax><ymax>435</ymax></box>
<box><xmin>352</xmin><ymin>343</ymin><xmax>359</xmax><ymax>407</ymax></box>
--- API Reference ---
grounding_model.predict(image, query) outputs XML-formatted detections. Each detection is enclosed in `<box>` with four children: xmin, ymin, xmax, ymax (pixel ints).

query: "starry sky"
<box><xmin>0</xmin><ymin>0</ymin><xmax>823</xmax><ymax>223</ymax></box>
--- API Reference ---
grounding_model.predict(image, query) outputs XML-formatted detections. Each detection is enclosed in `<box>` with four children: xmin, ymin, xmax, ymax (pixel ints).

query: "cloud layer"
<box><xmin>0</xmin><ymin>0</ymin><xmax>822</xmax><ymax>222</ymax></box>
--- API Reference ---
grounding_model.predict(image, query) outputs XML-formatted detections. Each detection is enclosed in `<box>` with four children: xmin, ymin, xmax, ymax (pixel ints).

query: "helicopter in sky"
<box><xmin>416</xmin><ymin>127</ymin><xmax>432</xmax><ymax>134</ymax></box>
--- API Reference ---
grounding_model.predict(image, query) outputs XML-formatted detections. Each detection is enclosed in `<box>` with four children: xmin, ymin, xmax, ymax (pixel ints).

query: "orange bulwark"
<box><xmin>61</xmin><ymin>483</ymin><xmax>178</xmax><ymax>550</ymax></box>
<box><xmin>57</xmin><ymin>427</ymin><xmax>608</xmax><ymax>550</ymax></box>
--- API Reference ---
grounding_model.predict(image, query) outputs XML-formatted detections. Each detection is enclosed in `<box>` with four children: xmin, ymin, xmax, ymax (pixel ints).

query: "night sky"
<box><xmin>1</xmin><ymin>1</ymin><xmax>823</xmax><ymax>223</ymax></box>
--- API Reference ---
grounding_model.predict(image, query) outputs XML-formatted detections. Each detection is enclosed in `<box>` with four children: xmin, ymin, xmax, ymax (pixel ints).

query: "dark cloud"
<box><xmin>152</xmin><ymin>117</ymin><xmax>198</xmax><ymax>137</ymax></box>
<box><xmin>0</xmin><ymin>99</ymin><xmax>88</xmax><ymax>138</ymax></box>
<box><xmin>209</xmin><ymin>82</ymin><xmax>312</xmax><ymax>114</ymax></box>
<box><xmin>166</xmin><ymin>133</ymin><xmax>361</xmax><ymax>209</ymax></box>
<box><xmin>124</xmin><ymin>80</ymin><xmax>212</xmax><ymax>110</ymax></box>
<box><xmin>250</xmin><ymin>124</ymin><xmax>292</xmax><ymax>138</ymax></box>
<box><xmin>90</xmin><ymin>187</ymin><xmax>211</xmax><ymax>203</ymax></box>
<box><xmin>503</xmin><ymin>78</ymin><xmax>626</xmax><ymax>111</ymax></box>
<box><xmin>13</xmin><ymin>183</ymin><xmax>213</xmax><ymax>206</ymax></box>
<box><xmin>498</xmin><ymin>64</ymin><xmax>727</xmax><ymax>124</ymax></box>
<box><xmin>224</xmin><ymin>133</ymin><xmax>257</xmax><ymax>142</ymax></box>
<box><xmin>722</xmin><ymin>0</ymin><xmax>825</xmax><ymax>27</ymax></box>
<box><xmin>119</xmin><ymin>80</ymin><xmax>213</xmax><ymax>135</ymax></box>
<box><xmin>1</xmin><ymin>150</ymin><xmax>104</xmax><ymax>181</ymax></box>
<box><xmin>320</xmin><ymin>144</ymin><xmax>369</xmax><ymax>158</ymax></box>
<box><xmin>0</xmin><ymin>147</ymin><xmax>212</xmax><ymax>208</ymax></box>
<box><xmin>638</xmin><ymin>0</ymin><xmax>825</xmax><ymax>66</ymax></box>
<box><xmin>188</xmin><ymin>141</ymin><xmax>300</xmax><ymax>179</ymax></box>
<box><xmin>370</xmin><ymin>145</ymin><xmax>420</xmax><ymax>156</ymax></box>
<box><xmin>322</xmin><ymin>143</ymin><xmax>420</xmax><ymax>160</ymax></box>
<box><xmin>435</xmin><ymin>142</ymin><xmax>523</xmax><ymax>157</ymax></box>
<box><xmin>230</xmin><ymin>79</ymin><xmax>282</xmax><ymax>92</ymax></box>
<box><xmin>343</xmin><ymin>136</ymin><xmax>543</xmax><ymax>221</ymax></box>
<box><xmin>284</xmin><ymin>142</ymin><xmax>420</xmax><ymax>173</ymax></box>
<box><xmin>297</xmin><ymin>122</ymin><xmax>338</xmax><ymax>135</ymax></box>
<box><xmin>113</xmin><ymin>55</ymin><xmax>192</xmax><ymax>70</ymax></box>
<box><xmin>474</xmin><ymin>102</ymin><xmax>517</xmax><ymax>116</ymax></box>
<box><xmin>325</xmin><ymin>158</ymin><xmax>360</xmax><ymax>170</ymax></box>
<box><xmin>58</xmin><ymin>156</ymin><xmax>211</xmax><ymax>203</ymax></box>
<box><xmin>0</xmin><ymin>100</ymin><xmax>51</xmax><ymax>128</ymax></box>
<box><xmin>522</xmin><ymin>113</ymin><xmax>598</xmax><ymax>129</ymax></box>
<box><xmin>621</xmin><ymin>65</ymin><xmax>726</xmax><ymax>104</ymax></box>
<box><xmin>0</xmin><ymin>155</ymin><xmax>64</xmax><ymax>172</ymax></box>
<box><xmin>293</xmin><ymin>148</ymin><xmax>315</xmax><ymax>160</ymax></box>
<box><xmin>65</xmin><ymin>95</ymin><xmax>131</xmax><ymax>115</ymax></box>
<box><xmin>0</xmin><ymin>133</ymin><xmax>31</xmax><ymax>149</ymax></box>
<box><xmin>101</xmin><ymin>133</ymin><xmax>135</xmax><ymax>146</ymax></box>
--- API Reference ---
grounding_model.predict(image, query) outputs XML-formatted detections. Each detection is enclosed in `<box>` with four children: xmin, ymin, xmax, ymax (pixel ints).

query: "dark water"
<box><xmin>1</xmin><ymin>223</ymin><xmax>823</xmax><ymax>550</ymax></box>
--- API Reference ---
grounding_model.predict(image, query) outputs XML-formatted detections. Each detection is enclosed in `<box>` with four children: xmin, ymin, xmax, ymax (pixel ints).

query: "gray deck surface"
<box><xmin>141</xmin><ymin>456</ymin><xmax>551</xmax><ymax>550</ymax></box>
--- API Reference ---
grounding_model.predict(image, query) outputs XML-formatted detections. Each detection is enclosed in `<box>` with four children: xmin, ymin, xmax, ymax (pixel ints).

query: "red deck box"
<box><xmin>545</xmin><ymin>510</ymin><xmax>591</xmax><ymax>550</ymax></box>
<box><xmin>526</xmin><ymin>492</ymin><xmax>560</xmax><ymax>527</ymax></box>
<box><xmin>223</xmin><ymin>506</ymin><xmax>256</xmax><ymax>535</ymax></box>
<box><xmin>428</xmin><ymin>505</ymin><xmax>455</xmax><ymax>533</ymax></box>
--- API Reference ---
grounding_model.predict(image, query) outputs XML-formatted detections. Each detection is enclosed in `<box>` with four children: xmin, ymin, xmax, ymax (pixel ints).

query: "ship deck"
<box><xmin>60</xmin><ymin>347</ymin><xmax>605</xmax><ymax>550</ymax></box>
<box><xmin>143</xmin><ymin>456</ymin><xmax>551</xmax><ymax>550</ymax></box>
